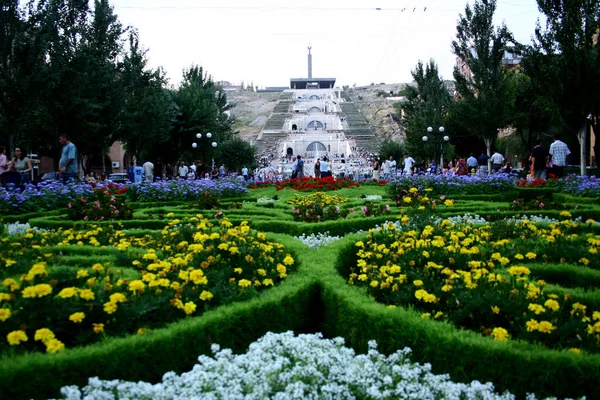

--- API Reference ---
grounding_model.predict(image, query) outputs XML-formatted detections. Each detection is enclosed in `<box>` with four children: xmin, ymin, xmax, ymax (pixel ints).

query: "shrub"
<box><xmin>66</xmin><ymin>185</ymin><xmax>132</xmax><ymax>221</ymax></box>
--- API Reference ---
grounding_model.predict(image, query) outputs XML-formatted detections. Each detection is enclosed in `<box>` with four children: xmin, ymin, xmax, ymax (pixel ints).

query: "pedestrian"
<box><xmin>0</xmin><ymin>146</ymin><xmax>9</xmax><ymax>175</ymax></box>
<box><xmin>477</xmin><ymin>151</ymin><xmax>490</xmax><ymax>174</ymax></box>
<box><xmin>58</xmin><ymin>134</ymin><xmax>78</xmax><ymax>183</ymax></box>
<box><xmin>320</xmin><ymin>157</ymin><xmax>330</xmax><ymax>178</ymax></box>
<box><xmin>429</xmin><ymin>159</ymin><xmax>438</xmax><ymax>175</ymax></box>
<box><xmin>133</xmin><ymin>161</ymin><xmax>144</xmax><ymax>184</ymax></box>
<box><xmin>456</xmin><ymin>156</ymin><xmax>468</xmax><ymax>176</ymax></box>
<box><xmin>372</xmin><ymin>157</ymin><xmax>380</xmax><ymax>180</ymax></box>
<box><xmin>549</xmin><ymin>134</ymin><xmax>571</xmax><ymax>178</ymax></box>
<box><xmin>530</xmin><ymin>139</ymin><xmax>549</xmax><ymax>180</ymax></box>
<box><xmin>402</xmin><ymin>153</ymin><xmax>415</xmax><ymax>176</ymax></box>
<box><xmin>490</xmin><ymin>150</ymin><xmax>505</xmax><ymax>173</ymax></box>
<box><xmin>11</xmin><ymin>147</ymin><xmax>32</xmax><ymax>184</ymax></box>
<box><xmin>166</xmin><ymin>163</ymin><xmax>174</xmax><ymax>180</ymax></box>
<box><xmin>295</xmin><ymin>155</ymin><xmax>305</xmax><ymax>179</ymax></box>
<box><xmin>314</xmin><ymin>158</ymin><xmax>321</xmax><ymax>178</ymax></box>
<box><xmin>467</xmin><ymin>153</ymin><xmax>478</xmax><ymax>174</ymax></box>
<box><xmin>219</xmin><ymin>164</ymin><xmax>226</xmax><ymax>178</ymax></box>
<box><xmin>177</xmin><ymin>161</ymin><xmax>188</xmax><ymax>179</ymax></box>
<box><xmin>242</xmin><ymin>166</ymin><xmax>249</xmax><ymax>181</ymax></box>
<box><xmin>388</xmin><ymin>156</ymin><xmax>397</xmax><ymax>177</ymax></box>
<box><xmin>142</xmin><ymin>159</ymin><xmax>154</xmax><ymax>183</ymax></box>
<box><xmin>381</xmin><ymin>156</ymin><xmax>390</xmax><ymax>179</ymax></box>
<box><xmin>126</xmin><ymin>161</ymin><xmax>135</xmax><ymax>182</ymax></box>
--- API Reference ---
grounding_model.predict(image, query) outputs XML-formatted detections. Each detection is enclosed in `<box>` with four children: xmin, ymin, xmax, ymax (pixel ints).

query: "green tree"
<box><xmin>169</xmin><ymin>65</ymin><xmax>233</xmax><ymax>164</ymax></box>
<box><xmin>524</xmin><ymin>0</ymin><xmax>600</xmax><ymax>175</ymax></box>
<box><xmin>397</xmin><ymin>59</ymin><xmax>452</xmax><ymax>161</ymax></box>
<box><xmin>450</xmin><ymin>0</ymin><xmax>514</xmax><ymax>158</ymax></box>
<box><xmin>378</xmin><ymin>139</ymin><xmax>404</xmax><ymax>164</ymax></box>
<box><xmin>214</xmin><ymin>137</ymin><xmax>257</xmax><ymax>173</ymax></box>
<box><xmin>114</xmin><ymin>30</ymin><xmax>175</xmax><ymax>161</ymax></box>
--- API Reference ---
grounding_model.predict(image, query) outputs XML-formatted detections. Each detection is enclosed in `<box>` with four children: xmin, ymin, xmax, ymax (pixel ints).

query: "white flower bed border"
<box><xmin>58</xmin><ymin>331</ymin><xmax>574</xmax><ymax>400</ymax></box>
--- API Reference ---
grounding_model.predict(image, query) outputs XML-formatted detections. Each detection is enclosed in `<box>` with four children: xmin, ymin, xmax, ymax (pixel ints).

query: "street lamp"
<box><xmin>192</xmin><ymin>132</ymin><xmax>218</xmax><ymax>174</ymax></box>
<box><xmin>422</xmin><ymin>126</ymin><xmax>449</xmax><ymax>169</ymax></box>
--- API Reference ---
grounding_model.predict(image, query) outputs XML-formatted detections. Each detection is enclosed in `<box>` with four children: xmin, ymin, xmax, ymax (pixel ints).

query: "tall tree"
<box><xmin>526</xmin><ymin>0</ymin><xmax>600</xmax><ymax>175</ymax></box>
<box><xmin>450</xmin><ymin>0</ymin><xmax>514</xmax><ymax>157</ymax></box>
<box><xmin>397</xmin><ymin>59</ymin><xmax>452</xmax><ymax>161</ymax></box>
<box><xmin>114</xmin><ymin>30</ymin><xmax>174</xmax><ymax>161</ymax></box>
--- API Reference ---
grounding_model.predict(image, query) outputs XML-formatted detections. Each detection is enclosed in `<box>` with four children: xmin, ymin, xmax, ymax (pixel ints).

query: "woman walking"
<box><xmin>12</xmin><ymin>147</ymin><xmax>32</xmax><ymax>184</ymax></box>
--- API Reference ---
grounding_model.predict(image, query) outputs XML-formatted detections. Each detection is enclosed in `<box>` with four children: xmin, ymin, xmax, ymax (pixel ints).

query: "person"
<box><xmin>314</xmin><ymin>158</ymin><xmax>321</xmax><ymax>178</ymax></box>
<box><xmin>320</xmin><ymin>157</ymin><xmax>330</xmax><ymax>178</ymax></box>
<box><xmin>466</xmin><ymin>153</ymin><xmax>478</xmax><ymax>174</ymax></box>
<box><xmin>549</xmin><ymin>134</ymin><xmax>571</xmax><ymax>178</ymax></box>
<box><xmin>154</xmin><ymin>158</ymin><xmax>163</xmax><ymax>182</ymax></box>
<box><xmin>337</xmin><ymin>159</ymin><xmax>346</xmax><ymax>179</ymax></box>
<box><xmin>178</xmin><ymin>161</ymin><xmax>188</xmax><ymax>179</ymax></box>
<box><xmin>372</xmin><ymin>157</ymin><xmax>380</xmax><ymax>180</ymax></box>
<box><xmin>477</xmin><ymin>151</ymin><xmax>490</xmax><ymax>174</ymax></box>
<box><xmin>219</xmin><ymin>164</ymin><xmax>226</xmax><ymax>178</ymax></box>
<box><xmin>456</xmin><ymin>157</ymin><xmax>468</xmax><ymax>176</ymax></box>
<box><xmin>58</xmin><ymin>134</ymin><xmax>78</xmax><ymax>183</ymax></box>
<box><xmin>388</xmin><ymin>156</ymin><xmax>397</xmax><ymax>177</ymax></box>
<box><xmin>11</xmin><ymin>147</ymin><xmax>33</xmax><ymax>184</ymax></box>
<box><xmin>142</xmin><ymin>160</ymin><xmax>154</xmax><ymax>183</ymax></box>
<box><xmin>166</xmin><ymin>163</ymin><xmax>174</xmax><ymax>180</ymax></box>
<box><xmin>126</xmin><ymin>161</ymin><xmax>135</xmax><ymax>182</ymax></box>
<box><xmin>84</xmin><ymin>172</ymin><xmax>96</xmax><ymax>184</ymax></box>
<box><xmin>295</xmin><ymin>155</ymin><xmax>305</xmax><ymax>179</ymax></box>
<box><xmin>290</xmin><ymin>157</ymin><xmax>298</xmax><ymax>179</ymax></box>
<box><xmin>381</xmin><ymin>156</ymin><xmax>390</xmax><ymax>179</ymax></box>
<box><xmin>133</xmin><ymin>161</ymin><xmax>144</xmax><ymax>184</ymax></box>
<box><xmin>402</xmin><ymin>153</ymin><xmax>415</xmax><ymax>176</ymax></box>
<box><xmin>429</xmin><ymin>160</ymin><xmax>438</xmax><ymax>175</ymax></box>
<box><xmin>242</xmin><ymin>166</ymin><xmax>249</xmax><ymax>181</ymax></box>
<box><xmin>0</xmin><ymin>146</ymin><xmax>9</xmax><ymax>175</ymax></box>
<box><xmin>490</xmin><ymin>150</ymin><xmax>504</xmax><ymax>173</ymax></box>
<box><xmin>530</xmin><ymin>139</ymin><xmax>549</xmax><ymax>180</ymax></box>
<box><xmin>502</xmin><ymin>162</ymin><xmax>512</xmax><ymax>174</ymax></box>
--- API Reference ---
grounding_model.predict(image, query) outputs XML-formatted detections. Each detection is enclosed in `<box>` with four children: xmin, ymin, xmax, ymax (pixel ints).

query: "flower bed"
<box><xmin>273</xmin><ymin>176</ymin><xmax>360</xmax><ymax>191</ymax></box>
<box><xmin>0</xmin><ymin>216</ymin><xmax>295</xmax><ymax>355</ymax></box>
<box><xmin>344</xmin><ymin>217</ymin><xmax>600</xmax><ymax>353</ymax></box>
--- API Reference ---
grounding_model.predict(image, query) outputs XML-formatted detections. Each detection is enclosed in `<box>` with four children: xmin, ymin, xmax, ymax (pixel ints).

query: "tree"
<box><xmin>114</xmin><ymin>30</ymin><xmax>175</xmax><ymax>161</ymax></box>
<box><xmin>214</xmin><ymin>137</ymin><xmax>257</xmax><ymax>172</ymax></box>
<box><xmin>450</xmin><ymin>0</ymin><xmax>514</xmax><ymax>158</ymax></box>
<box><xmin>378</xmin><ymin>139</ymin><xmax>404</xmax><ymax>164</ymax></box>
<box><xmin>525</xmin><ymin>0</ymin><xmax>600</xmax><ymax>175</ymax></box>
<box><xmin>397</xmin><ymin>59</ymin><xmax>452</xmax><ymax>161</ymax></box>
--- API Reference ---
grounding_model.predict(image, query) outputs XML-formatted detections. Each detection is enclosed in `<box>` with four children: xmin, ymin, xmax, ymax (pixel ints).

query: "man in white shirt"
<box><xmin>549</xmin><ymin>134</ymin><xmax>571</xmax><ymax>178</ymax></box>
<box><xmin>403</xmin><ymin>153</ymin><xmax>415</xmax><ymax>175</ymax></box>
<box><xmin>381</xmin><ymin>158</ymin><xmax>390</xmax><ymax>179</ymax></box>
<box><xmin>490</xmin><ymin>151</ymin><xmax>505</xmax><ymax>173</ymax></box>
<box><xmin>388</xmin><ymin>156</ymin><xmax>397</xmax><ymax>177</ymax></box>
<box><xmin>466</xmin><ymin>153</ymin><xmax>478</xmax><ymax>173</ymax></box>
<box><xmin>242</xmin><ymin>166</ymin><xmax>249</xmax><ymax>181</ymax></box>
<box><xmin>178</xmin><ymin>161</ymin><xmax>188</xmax><ymax>179</ymax></box>
<box><xmin>142</xmin><ymin>160</ymin><xmax>154</xmax><ymax>183</ymax></box>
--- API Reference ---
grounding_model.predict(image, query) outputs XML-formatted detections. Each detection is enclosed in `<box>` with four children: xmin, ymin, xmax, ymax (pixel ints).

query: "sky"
<box><xmin>110</xmin><ymin>0</ymin><xmax>546</xmax><ymax>89</ymax></box>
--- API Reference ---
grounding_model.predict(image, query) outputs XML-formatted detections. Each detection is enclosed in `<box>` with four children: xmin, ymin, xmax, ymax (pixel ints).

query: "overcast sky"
<box><xmin>110</xmin><ymin>0</ymin><xmax>545</xmax><ymax>88</ymax></box>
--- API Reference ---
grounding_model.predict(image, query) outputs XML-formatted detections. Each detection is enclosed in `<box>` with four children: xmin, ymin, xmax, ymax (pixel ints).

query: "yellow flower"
<box><xmin>238</xmin><ymin>279</ymin><xmax>252</xmax><ymax>288</ymax></box>
<box><xmin>528</xmin><ymin>304</ymin><xmax>546</xmax><ymax>315</ymax></box>
<box><xmin>93</xmin><ymin>323</ymin><xmax>105</xmax><ymax>334</ymax></box>
<box><xmin>233</xmin><ymin>268</ymin><xmax>243</xmax><ymax>274</ymax></box>
<box><xmin>491</xmin><ymin>327</ymin><xmax>509</xmax><ymax>341</ymax></box>
<box><xmin>263</xmin><ymin>279</ymin><xmax>274</xmax><ymax>286</ymax></box>
<box><xmin>569</xmin><ymin>348</ymin><xmax>581</xmax><ymax>354</ymax></box>
<box><xmin>276</xmin><ymin>264</ymin><xmax>287</xmax><ymax>278</ymax></box>
<box><xmin>76</xmin><ymin>270</ymin><xmax>89</xmax><ymax>278</ymax></box>
<box><xmin>525</xmin><ymin>252</ymin><xmax>537</xmax><ymax>260</ymax></box>
<box><xmin>409</xmin><ymin>187</ymin><xmax>418</xmax><ymax>193</ymax></box>
<box><xmin>421</xmin><ymin>313</ymin><xmax>431</xmax><ymax>319</ymax></box>
<box><xmin>109</xmin><ymin>293</ymin><xmax>127</xmax><ymax>303</ymax></box>
<box><xmin>560</xmin><ymin>211</ymin><xmax>571</xmax><ymax>218</ymax></box>
<box><xmin>537</xmin><ymin>321</ymin><xmax>556</xmax><ymax>333</ymax></box>
<box><xmin>92</xmin><ymin>263</ymin><xmax>104</xmax><ymax>273</ymax></box>
<box><xmin>22</xmin><ymin>284</ymin><xmax>53</xmax><ymax>298</ymax></box>
<box><xmin>441</xmin><ymin>284</ymin><xmax>453</xmax><ymax>292</ymax></box>
<box><xmin>228</xmin><ymin>246</ymin><xmax>240</xmax><ymax>255</ymax></box>
<box><xmin>103</xmin><ymin>301</ymin><xmax>118</xmax><ymax>314</ymax></box>
<box><xmin>444</xmin><ymin>199</ymin><xmax>454</xmax><ymax>207</ymax></box>
<box><xmin>579</xmin><ymin>258</ymin><xmax>589</xmax><ymax>266</ymax></box>
<box><xmin>526</xmin><ymin>319</ymin><xmax>539</xmax><ymax>332</ymax></box>
<box><xmin>370</xmin><ymin>280</ymin><xmax>379</xmax><ymax>288</ymax></box>
<box><xmin>491</xmin><ymin>306</ymin><xmax>500</xmax><ymax>314</ymax></box>
<box><xmin>183</xmin><ymin>301</ymin><xmax>196</xmax><ymax>315</ymax></box>
<box><xmin>45</xmin><ymin>338</ymin><xmax>65</xmax><ymax>353</ymax></box>
<box><xmin>544</xmin><ymin>299</ymin><xmax>560</xmax><ymax>312</ymax></box>
<box><xmin>34</xmin><ymin>328</ymin><xmax>55</xmax><ymax>343</ymax></box>
<box><xmin>137</xmin><ymin>328</ymin><xmax>147</xmax><ymax>335</ymax></box>
<box><xmin>514</xmin><ymin>254</ymin><xmax>524</xmax><ymax>260</ymax></box>
<box><xmin>0</xmin><ymin>308</ymin><xmax>11</xmax><ymax>321</ymax></box>
<box><xmin>69</xmin><ymin>312</ymin><xmax>85</xmax><ymax>323</ymax></box>
<box><xmin>413</xmin><ymin>280</ymin><xmax>423</xmax><ymax>287</ymax></box>
<box><xmin>128</xmin><ymin>280</ymin><xmax>146</xmax><ymax>294</ymax></box>
<box><xmin>7</xmin><ymin>330</ymin><xmax>28</xmax><ymax>345</ymax></box>
<box><xmin>403</xmin><ymin>197</ymin><xmax>412</xmax><ymax>204</ymax></box>
<box><xmin>58</xmin><ymin>287</ymin><xmax>78</xmax><ymax>299</ymax></box>
<box><xmin>5</xmin><ymin>259</ymin><xmax>16</xmax><ymax>267</ymax></box>
<box><xmin>283</xmin><ymin>254</ymin><xmax>295</xmax><ymax>266</ymax></box>
<box><xmin>507</xmin><ymin>266</ymin><xmax>531</xmax><ymax>276</ymax></box>
<box><xmin>199</xmin><ymin>290</ymin><xmax>214</xmax><ymax>301</ymax></box>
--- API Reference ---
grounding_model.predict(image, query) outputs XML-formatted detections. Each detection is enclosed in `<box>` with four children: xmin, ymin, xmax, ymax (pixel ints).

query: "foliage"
<box><xmin>377</xmin><ymin>139</ymin><xmax>405</xmax><ymax>163</ymax></box>
<box><xmin>189</xmin><ymin>190</ymin><xmax>221</xmax><ymax>210</ymax></box>
<box><xmin>346</xmin><ymin>218</ymin><xmax>600</xmax><ymax>353</ymax></box>
<box><xmin>397</xmin><ymin>60</ymin><xmax>452</xmax><ymax>160</ymax></box>
<box><xmin>288</xmin><ymin>192</ymin><xmax>351</xmax><ymax>223</ymax></box>
<box><xmin>66</xmin><ymin>184</ymin><xmax>132</xmax><ymax>221</ymax></box>
<box><xmin>273</xmin><ymin>176</ymin><xmax>360</xmax><ymax>192</ymax></box>
<box><xmin>522</xmin><ymin>0</ymin><xmax>600</xmax><ymax>175</ymax></box>
<box><xmin>0</xmin><ymin>216</ymin><xmax>296</xmax><ymax>354</ymax></box>
<box><xmin>450</xmin><ymin>0</ymin><xmax>514</xmax><ymax>156</ymax></box>
<box><xmin>360</xmin><ymin>202</ymin><xmax>393</xmax><ymax>217</ymax></box>
<box><xmin>213</xmin><ymin>137</ymin><xmax>257</xmax><ymax>173</ymax></box>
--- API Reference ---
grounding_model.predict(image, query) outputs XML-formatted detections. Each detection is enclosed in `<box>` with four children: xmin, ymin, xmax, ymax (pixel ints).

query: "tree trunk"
<box><xmin>484</xmin><ymin>137</ymin><xmax>493</xmax><ymax>170</ymax></box>
<box><xmin>577</xmin><ymin>120</ymin><xmax>587</xmax><ymax>176</ymax></box>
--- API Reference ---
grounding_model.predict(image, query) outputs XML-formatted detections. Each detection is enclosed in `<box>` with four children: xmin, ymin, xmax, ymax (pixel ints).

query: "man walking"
<box><xmin>295</xmin><ymin>155</ymin><xmax>305</xmax><ymax>179</ymax></box>
<box><xmin>467</xmin><ymin>153</ymin><xmax>478</xmax><ymax>174</ymax></box>
<box><xmin>549</xmin><ymin>134</ymin><xmax>570</xmax><ymax>178</ymax></box>
<box><xmin>402</xmin><ymin>153</ymin><xmax>415</xmax><ymax>176</ymax></box>
<box><xmin>142</xmin><ymin>160</ymin><xmax>154</xmax><ymax>183</ymax></box>
<box><xmin>59</xmin><ymin>134</ymin><xmax>78</xmax><ymax>183</ymax></box>
<box><xmin>477</xmin><ymin>151</ymin><xmax>490</xmax><ymax>174</ymax></box>
<box><xmin>490</xmin><ymin>150</ymin><xmax>504</xmax><ymax>173</ymax></box>
<box><xmin>530</xmin><ymin>139</ymin><xmax>549</xmax><ymax>180</ymax></box>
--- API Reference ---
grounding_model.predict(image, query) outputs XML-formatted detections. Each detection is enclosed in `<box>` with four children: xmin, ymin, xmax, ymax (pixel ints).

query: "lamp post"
<box><xmin>422</xmin><ymin>126</ymin><xmax>449</xmax><ymax>168</ymax></box>
<box><xmin>192</xmin><ymin>132</ymin><xmax>218</xmax><ymax>175</ymax></box>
